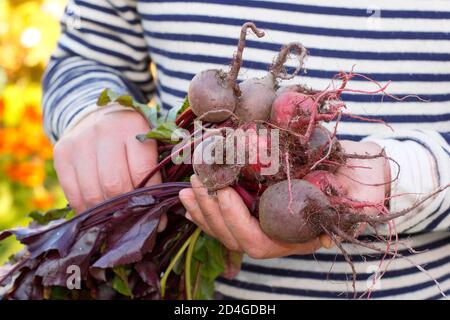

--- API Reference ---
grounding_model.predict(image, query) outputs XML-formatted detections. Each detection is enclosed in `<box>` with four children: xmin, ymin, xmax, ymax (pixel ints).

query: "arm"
<box><xmin>42</xmin><ymin>0</ymin><xmax>153</xmax><ymax>142</ymax></box>
<box><xmin>43</xmin><ymin>0</ymin><xmax>161</xmax><ymax>214</ymax></box>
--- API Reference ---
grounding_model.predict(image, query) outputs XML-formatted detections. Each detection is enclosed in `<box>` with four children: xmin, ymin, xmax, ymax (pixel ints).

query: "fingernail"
<box><xmin>179</xmin><ymin>188</ymin><xmax>193</xmax><ymax>200</ymax></box>
<box><xmin>320</xmin><ymin>235</ymin><xmax>333</xmax><ymax>249</ymax></box>
<box><xmin>179</xmin><ymin>188</ymin><xmax>188</xmax><ymax>198</ymax></box>
<box><xmin>185</xmin><ymin>212</ymin><xmax>192</xmax><ymax>221</ymax></box>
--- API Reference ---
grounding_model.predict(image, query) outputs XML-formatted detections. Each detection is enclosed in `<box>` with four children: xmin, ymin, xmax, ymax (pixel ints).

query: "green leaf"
<box><xmin>112</xmin><ymin>275</ymin><xmax>132</xmax><ymax>297</ymax></box>
<box><xmin>96</xmin><ymin>89</ymin><xmax>111</xmax><ymax>106</ymax></box>
<box><xmin>132</xmin><ymin>102</ymin><xmax>159</xmax><ymax>128</ymax></box>
<box><xmin>136</xmin><ymin>122</ymin><xmax>182</xmax><ymax>144</ymax></box>
<box><xmin>115</xmin><ymin>95</ymin><xmax>134</xmax><ymax>107</ymax></box>
<box><xmin>112</xmin><ymin>266</ymin><xmax>132</xmax><ymax>297</ymax></box>
<box><xmin>179</xmin><ymin>96</ymin><xmax>190</xmax><ymax>114</ymax></box>
<box><xmin>202</xmin><ymin>236</ymin><xmax>226</xmax><ymax>283</ymax></box>
<box><xmin>191</xmin><ymin>234</ymin><xmax>226</xmax><ymax>300</ymax></box>
<box><xmin>166</xmin><ymin>96</ymin><xmax>189</xmax><ymax>123</ymax></box>
<box><xmin>193</xmin><ymin>236</ymin><xmax>207</xmax><ymax>262</ymax></box>
<box><xmin>195</xmin><ymin>274</ymin><xmax>215</xmax><ymax>300</ymax></box>
<box><xmin>221</xmin><ymin>250</ymin><xmax>243</xmax><ymax>279</ymax></box>
<box><xmin>96</xmin><ymin>90</ymin><xmax>189</xmax><ymax>145</ymax></box>
<box><xmin>29</xmin><ymin>206</ymin><xmax>73</xmax><ymax>226</ymax></box>
<box><xmin>96</xmin><ymin>89</ymin><xmax>158</xmax><ymax>127</ymax></box>
<box><xmin>49</xmin><ymin>286</ymin><xmax>71</xmax><ymax>300</ymax></box>
<box><xmin>96</xmin><ymin>88</ymin><xmax>119</xmax><ymax>106</ymax></box>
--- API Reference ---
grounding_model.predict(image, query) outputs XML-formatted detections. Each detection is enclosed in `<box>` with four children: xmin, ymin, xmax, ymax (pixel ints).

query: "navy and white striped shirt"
<box><xmin>42</xmin><ymin>0</ymin><xmax>450</xmax><ymax>299</ymax></box>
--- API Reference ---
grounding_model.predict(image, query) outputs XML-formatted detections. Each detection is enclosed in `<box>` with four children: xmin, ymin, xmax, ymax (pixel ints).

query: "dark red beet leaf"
<box><xmin>0</xmin><ymin>182</ymin><xmax>192</xmax><ymax>300</ymax></box>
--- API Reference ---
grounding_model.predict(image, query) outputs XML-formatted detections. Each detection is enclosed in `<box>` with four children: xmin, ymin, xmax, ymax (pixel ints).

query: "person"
<box><xmin>42</xmin><ymin>0</ymin><xmax>449</xmax><ymax>299</ymax></box>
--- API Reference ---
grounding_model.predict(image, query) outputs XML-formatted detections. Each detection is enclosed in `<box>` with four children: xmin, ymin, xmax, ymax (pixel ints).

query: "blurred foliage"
<box><xmin>0</xmin><ymin>0</ymin><xmax>68</xmax><ymax>263</ymax></box>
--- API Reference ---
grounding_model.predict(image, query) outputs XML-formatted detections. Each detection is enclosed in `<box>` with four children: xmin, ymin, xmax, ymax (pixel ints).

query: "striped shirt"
<box><xmin>42</xmin><ymin>0</ymin><xmax>450</xmax><ymax>299</ymax></box>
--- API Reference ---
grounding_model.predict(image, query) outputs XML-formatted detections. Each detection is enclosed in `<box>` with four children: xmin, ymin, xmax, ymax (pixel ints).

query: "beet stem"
<box><xmin>345</xmin><ymin>184</ymin><xmax>449</xmax><ymax>224</ymax></box>
<box><xmin>227</xmin><ymin>22</ymin><xmax>265</xmax><ymax>85</ymax></box>
<box><xmin>269</xmin><ymin>42</ymin><xmax>307</xmax><ymax>80</ymax></box>
<box><xmin>330</xmin><ymin>225</ymin><xmax>447</xmax><ymax>299</ymax></box>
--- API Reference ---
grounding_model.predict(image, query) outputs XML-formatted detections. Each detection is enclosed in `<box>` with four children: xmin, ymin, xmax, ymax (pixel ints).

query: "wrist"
<box><xmin>62</xmin><ymin>102</ymin><xmax>134</xmax><ymax>137</ymax></box>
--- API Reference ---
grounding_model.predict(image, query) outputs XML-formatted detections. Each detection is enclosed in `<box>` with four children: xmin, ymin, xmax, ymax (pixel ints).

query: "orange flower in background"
<box><xmin>18</xmin><ymin>106</ymin><xmax>53</xmax><ymax>159</ymax></box>
<box><xmin>0</xmin><ymin>0</ymin><xmax>67</xmax><ymax>263</ymax></box>
<box><xmin>0</xmin><ymin>98</ymin><xmax>4</xmax><ymax>118</ymax></box>
<box><xmin>0</xmin><ymin>105</ymin><xmax>53</xmax><ymax>158</ymax></box>
<box><xmin>5</xmin><ymin>158</ymin><xmax>46</xmax><ymax>187</ymax></box>
<box><xmin>31</xmin><ymin>186</ymin><xmax>55</xmax><ymax>209</ymax></box>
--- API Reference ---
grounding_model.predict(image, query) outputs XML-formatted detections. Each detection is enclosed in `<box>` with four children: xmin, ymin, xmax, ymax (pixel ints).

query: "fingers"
<box><xmin>96</xmin><ymin>136</ymin><xmax>134</xmax><ymax>199</ymax></box>
<box><xmin>179</xmin><ymin>175</ymin><xmax>327</xmax><ymax>258</ymax></box>
<box><xmin>126</xmin><ymin>135</ymin><xmax>161</xmax><ymax>187</ymax></box>
<box><xmin>183</xmin><ymin>176</ymin><xmax>240</xmax><ymax>250</ymax></box>
<box><xmin>319</xmin><ymin>234</ymin><xmax>334</xmax><ymax>249</ymax></box>
<box><xmin>53</xmin><ymin>143</ymin><xmax>84</xmax><ymax>213</ymax></box>
<box><xmin>157</xmin><ymin>213</ymin><xmax>168</xmax><ymax>233</ymax></box>
<box><xmin>218</xmin><ymin>187</ymin><xmax>323</xmax><ymax>258</ymax></box>
<box><xmin>179</xmin><ymin>188</ymin><xmax>214</xmax><ymax>236</ymax></box>
<box><xmin>73</xmin><ymin>145</ymin><xmax>105</xmax><ymax>212</ymax></box>
<box><xmin>216</xmin><ymin>187</ymin><xmax>265</xmax><ymax>254</ymax></box>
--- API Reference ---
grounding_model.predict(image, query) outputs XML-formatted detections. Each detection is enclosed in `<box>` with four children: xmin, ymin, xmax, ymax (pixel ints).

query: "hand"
<box><xmin>179</xmin><ymin>175</ymin><xmax>328</xmax><ymax>259</ymax></box>
<box><xmin>179</xmin><ymin>141</ymin><xmax>390</xmax><ymax>258</ymax></box>
<box><xmin>53</xmin><ymin>105</ymin><xmax>162</xmax><ymax>219</ymax></box>
<box><xmin>334</xmin><ymin>140</ymin><xmax>391</xmax><ymax>235</ymax></box>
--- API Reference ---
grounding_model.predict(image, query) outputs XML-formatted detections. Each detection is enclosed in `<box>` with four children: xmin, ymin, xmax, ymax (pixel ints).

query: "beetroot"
<box><xmin>270</xmin><ymin>91</ymin><xmax>317</xmax><ymax>129</ymax></box>
<box><xmin>259</xmin><ymin>179</ymin><xmax>346</xmax><ymax>243</ymax></box>
<box><xmin>238</xmin><ymin>122</ymin><xmax>274</xmax><ymax>181</ymax></box>
<box><xmin>303</xmin><ymin>170</ymin><xmax>346</xmax><ymax>197</ymax></box>
<box><xmin>188</xmin><ymin>22</ymin><xmax>264</xmax><ymax>122</ymax></box>
<box><xmin>235</xmin><ymin>75</ymin><xmax>276</xmax><ymax>121</ymax></box>
<box><xmin>235</xmin><ymin>43</ymin><xmax>307</xmax><ymax>122</ymax></box>
<box><xmin>193</xmin><ymin>135</ymin><xmax>242</xmax><ymax>191</ymax></box>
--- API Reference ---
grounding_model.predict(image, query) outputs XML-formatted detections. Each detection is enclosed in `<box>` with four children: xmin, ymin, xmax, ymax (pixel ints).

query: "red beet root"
<box><xmin>270</xmin><ymin>91</ymin><xmax>317</xmax><ymax>129</ymax></box>
<box><xmin>193</xmin><ymin>136</ymin><xmax>242</xmax><ymax>191</ymax></box>
<box><xmin>259</xmin><ymin>179</ymin><xmax>346</xmax><ymax>243</ymax></box>
<box><xmin>188</xmin><ymin>22</ymin><xmax>265</xmax><ymax>122</ymax></box>
<box><xmin>235</xmin><ymin>43</ymin><xmax>307</xmax><ymax>122</ymax></box>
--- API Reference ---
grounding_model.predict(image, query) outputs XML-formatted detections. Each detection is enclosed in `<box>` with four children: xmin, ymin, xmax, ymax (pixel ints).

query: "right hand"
<box><xmin>179</xmin><ymin>175</ymin><xmax>332</xmax><ymax>259</ymax></box>
<box><xmin>53</xmin><ymin>105</ymin><xmax>162</xmax><ymax>215</ymax></box>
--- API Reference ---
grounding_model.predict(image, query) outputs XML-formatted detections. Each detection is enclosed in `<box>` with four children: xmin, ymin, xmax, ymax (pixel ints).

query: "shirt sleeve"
<box><xmin>363</xmin><ymin>130</ymin><xmax>450</xmax><ymax>234</ymax></box>
<box><xmin>42</xmin><ymin>0</ymin><xmax>154</xmax><ymax>143</ymax></box>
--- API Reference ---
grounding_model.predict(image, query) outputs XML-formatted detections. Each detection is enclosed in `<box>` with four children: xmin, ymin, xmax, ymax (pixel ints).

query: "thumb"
<box><xmin>319</xmin><ymin>233</ymin><xmax>334</xmax><ymax>249</ymax></box>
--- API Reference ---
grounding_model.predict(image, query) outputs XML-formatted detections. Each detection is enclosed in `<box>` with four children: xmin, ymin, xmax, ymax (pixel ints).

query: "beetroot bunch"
<box><xmin>186</xmin><ymin>22</ymin><xmax>448</xmax><ymax>297</ymax></box>
<box><xmin>0</xmin><ymin>22</ymin><xmax>448</xmax><ymax>300</ymax></box>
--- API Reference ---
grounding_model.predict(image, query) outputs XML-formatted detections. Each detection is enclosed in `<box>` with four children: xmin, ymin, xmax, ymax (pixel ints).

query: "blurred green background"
<box><xmin>0</xmin><ymin>0</ymin><xmax>68</xmax><ymax>263</ymax></box>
